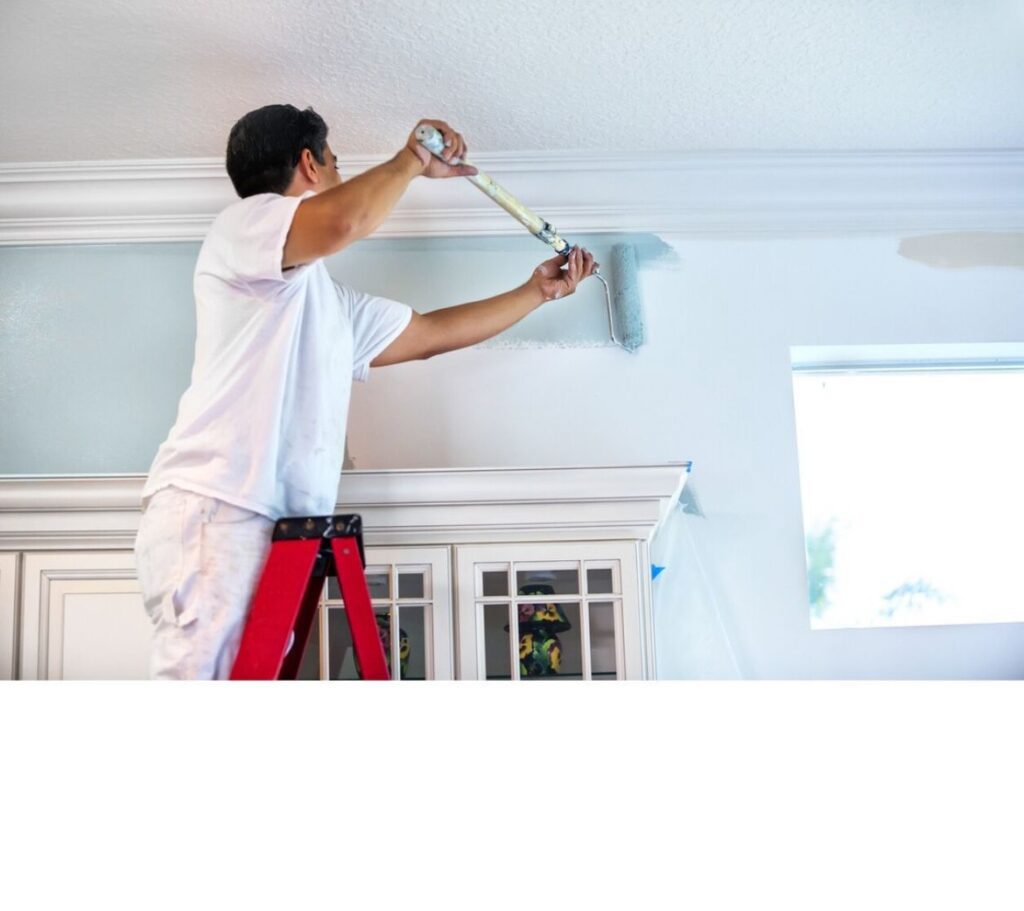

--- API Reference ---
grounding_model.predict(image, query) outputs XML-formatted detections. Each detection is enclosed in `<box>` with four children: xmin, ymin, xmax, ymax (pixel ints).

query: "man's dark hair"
<box><xmin>225</xmin><ymin>104</ymin><xmax>329</xmax><ymax>198</ymax></box>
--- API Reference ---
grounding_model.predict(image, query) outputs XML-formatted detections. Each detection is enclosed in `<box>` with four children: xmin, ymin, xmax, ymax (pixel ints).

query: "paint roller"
<box><xmin>415</xmin><ymin>124</ymin><xmax>644</xmax><ymax>351</ymax></box>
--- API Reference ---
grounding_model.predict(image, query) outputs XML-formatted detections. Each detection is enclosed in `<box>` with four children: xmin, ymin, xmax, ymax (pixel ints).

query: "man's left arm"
<box><xmin>370</xmin><ymin>246</ymin><xmax>597</xmax><ymax>367</ymax></box>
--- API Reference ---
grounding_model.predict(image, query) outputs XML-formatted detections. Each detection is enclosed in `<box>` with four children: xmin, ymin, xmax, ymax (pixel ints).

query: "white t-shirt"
<box><xmin>141</xmin><ymin>190</ymin><xmax>413</xmax><ymax>520</ymax></box>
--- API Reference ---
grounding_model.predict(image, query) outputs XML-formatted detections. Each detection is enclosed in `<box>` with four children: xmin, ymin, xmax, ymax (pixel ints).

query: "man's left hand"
<box><xmin>529</xmin><ymin>246</ymin><xmax>597</xmax><ymax>302</ymax></box>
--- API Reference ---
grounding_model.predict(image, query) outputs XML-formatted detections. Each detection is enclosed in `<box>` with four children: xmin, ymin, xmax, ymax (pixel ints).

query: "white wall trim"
<box><xmin>0</xmin><ymin>464</ymin><xmax>691</xmax><ymax>550</ymax></box>
<box><xmin>1</xmin><ymin>150</ymin><xmax>1021</xmax><ymax>244</ymax></box>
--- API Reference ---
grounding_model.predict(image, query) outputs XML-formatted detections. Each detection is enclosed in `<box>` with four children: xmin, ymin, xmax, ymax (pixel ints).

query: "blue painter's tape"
<box><xmin>652</xmin><ymin>565</ymin><xmax>665</xmax><ymax>580</ymax></box>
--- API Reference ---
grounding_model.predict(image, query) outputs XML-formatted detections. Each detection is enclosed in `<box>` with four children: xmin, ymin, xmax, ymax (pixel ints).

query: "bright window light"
<box><xmin>791</xmin><ymin>345</ymin><xmax>1024</xmax><ymax>630</ymax></box>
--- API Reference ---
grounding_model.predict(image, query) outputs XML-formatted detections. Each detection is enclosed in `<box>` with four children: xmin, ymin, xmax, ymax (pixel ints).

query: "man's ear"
<box><xmin>297</xmin><ymin>147</ymin><xmax>318</xmax><ymax>183</ymax></box>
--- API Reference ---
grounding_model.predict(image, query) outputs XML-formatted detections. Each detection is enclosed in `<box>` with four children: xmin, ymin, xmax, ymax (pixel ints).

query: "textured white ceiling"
<box><xmin>2</xmin><ymin>0</ymin><xmax>1023</xmax><ymax>163</ymax></box>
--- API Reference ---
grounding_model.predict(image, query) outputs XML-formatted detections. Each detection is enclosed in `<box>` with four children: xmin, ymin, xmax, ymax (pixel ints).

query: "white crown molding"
<box><xmin>0</xmin><ymin>463</ymin><xmax>691</xmax><ymax>550</ymax></box>
<box><xmin>1</xmin><ymin>150</ymin><xmax>1021</xmax><ymax>244</ymax></box>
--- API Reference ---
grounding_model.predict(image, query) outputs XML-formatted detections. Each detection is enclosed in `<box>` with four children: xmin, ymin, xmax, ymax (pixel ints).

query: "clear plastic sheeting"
<box><xmin>651</xmin><ymin>487</ymin><xmax>743</xmax><ymax>679</ymax></box>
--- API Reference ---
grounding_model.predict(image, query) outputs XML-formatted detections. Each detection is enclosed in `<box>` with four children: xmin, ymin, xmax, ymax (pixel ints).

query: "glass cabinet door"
<box><xmin>455</xmin><ymin>541</ymin><xmax>644</xmax><ymax>681</ymax></box>
<box><xmin>296</xmin><ymin>546</ymin><xmax>452</xmax><ymax>680</ymax></box>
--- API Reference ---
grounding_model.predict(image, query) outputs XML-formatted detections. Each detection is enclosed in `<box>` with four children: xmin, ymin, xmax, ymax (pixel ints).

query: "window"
<box><xmin>790</xmin><ymin>344</ymin><xmax>1024</xmax><ymax>629</ymax></box>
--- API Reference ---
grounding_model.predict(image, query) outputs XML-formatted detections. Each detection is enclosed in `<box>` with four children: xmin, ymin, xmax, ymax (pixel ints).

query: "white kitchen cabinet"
<box><xmin>10</xmin><ymin>544</ymin><xmax>453</xmax><ymax>682</ymax></box>
<box><xmin>0</xmin><ymin>464</ymin><xmax>690</xmax><ymax>681</ymax></box>
<box><xmin>297</xmin><ymin>538</ymin><xmax>651</xmax><ymax>681</ymax></box>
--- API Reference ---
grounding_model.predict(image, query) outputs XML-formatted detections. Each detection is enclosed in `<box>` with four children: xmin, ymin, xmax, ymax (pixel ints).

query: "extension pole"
<box><xmin>415</xmin><ymin>124</ymin><xmax>572</xmax><ymax>256</ymax></box>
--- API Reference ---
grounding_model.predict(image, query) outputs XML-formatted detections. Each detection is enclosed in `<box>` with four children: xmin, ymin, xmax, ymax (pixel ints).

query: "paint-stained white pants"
<box><xmin>133</xmin><ymin>486</ymin><xmax>275</xmax><ymax>680</ymax></box>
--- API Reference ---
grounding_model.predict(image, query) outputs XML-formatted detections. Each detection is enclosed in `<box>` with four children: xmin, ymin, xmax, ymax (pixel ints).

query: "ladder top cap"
<box><xmin>273</xmin><ymin>513</ymin><xmax>362</xmax><ymax>542</ymax></box>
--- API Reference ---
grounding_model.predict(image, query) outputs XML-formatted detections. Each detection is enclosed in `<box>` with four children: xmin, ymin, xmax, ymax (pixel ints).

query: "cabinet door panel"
<box><xmin>304</xmin><ymin>545</ymin><xmax>453</xmax><ymax>681</ymax></box>
<box><xmin>455</xmin><ymin>541</ymin><xmax>644</xmax><ymax>680</ymax></box>
<box><xmin>20</xmin><ymin>552</ymin><xmax>149</xmax><ymax>680</ymax></box>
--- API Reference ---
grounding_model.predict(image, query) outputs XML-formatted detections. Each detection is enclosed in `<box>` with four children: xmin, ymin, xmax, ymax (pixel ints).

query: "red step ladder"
<box><xmin>230</xmin><ymin>513</ymin><xmax>390</xmax><ymax>680</ymax></box>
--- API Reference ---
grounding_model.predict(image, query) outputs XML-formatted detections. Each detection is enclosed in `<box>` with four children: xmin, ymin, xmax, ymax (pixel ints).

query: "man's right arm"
<box><xmin>283</xmin><ymin>119</ymin><xmax>477</xmax><ymax>269</ymax></box>
<box><xmin>282</xmin><ymin>148</ymin><xmax>425</xmax><ymax>269</ymax></box>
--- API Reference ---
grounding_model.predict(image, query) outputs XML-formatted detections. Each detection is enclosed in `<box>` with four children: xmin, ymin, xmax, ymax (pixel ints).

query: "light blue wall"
<box><xmin>1</xmin><ymin>243</ymin><xmax>199</xmax><ymax>475</ymax></box>
<box><xmin>0</xmin><ymin>233</ymin><xmax>653</xmax><ymax>475</ymax></box>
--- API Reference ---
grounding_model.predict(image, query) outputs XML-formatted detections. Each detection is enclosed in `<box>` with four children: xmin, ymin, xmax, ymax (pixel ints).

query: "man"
<box><xmin>133</xmin><ymin>104</ymin><xmax>597</xmax><ymax>680</ymax></box>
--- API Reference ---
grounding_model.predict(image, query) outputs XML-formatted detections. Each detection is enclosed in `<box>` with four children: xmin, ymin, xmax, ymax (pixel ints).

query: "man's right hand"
<box><xmin>405</xmin><ymin>120</ymin><xmax>479</xmax><ymax>179</ymax></box>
